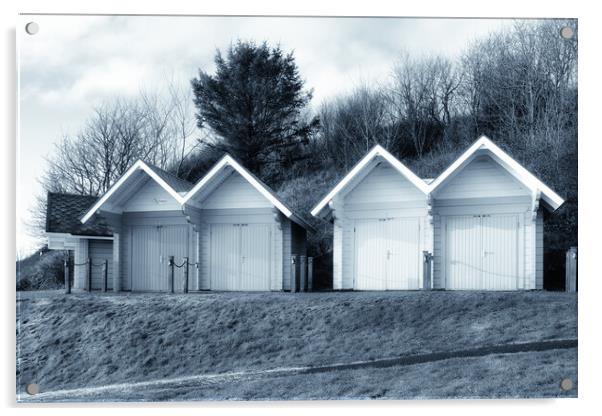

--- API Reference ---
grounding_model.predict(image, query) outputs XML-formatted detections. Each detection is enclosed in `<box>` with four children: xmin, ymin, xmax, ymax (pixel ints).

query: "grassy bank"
<box><xmin>16</xmin><ymin>290</ymin><xmax>577</xmax><ymax>398</ymax></box>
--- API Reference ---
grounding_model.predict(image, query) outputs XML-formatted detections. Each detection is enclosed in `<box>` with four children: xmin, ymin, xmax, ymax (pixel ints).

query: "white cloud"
<box><xmin>39</xmin><ymin>59</ymin><xmax>151</xmax><ymax>103</ymax></box>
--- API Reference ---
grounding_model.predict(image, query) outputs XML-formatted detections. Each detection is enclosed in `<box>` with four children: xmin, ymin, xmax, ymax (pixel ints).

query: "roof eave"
<box><xmin>541</xmin><ymin>193</ymin><xmax>565</xmax><ymax>212</ymax></box>
<box><xmin>310</xmin><ymin>203</ymin><xmax>330</xmax><ymax>219</ymax></box>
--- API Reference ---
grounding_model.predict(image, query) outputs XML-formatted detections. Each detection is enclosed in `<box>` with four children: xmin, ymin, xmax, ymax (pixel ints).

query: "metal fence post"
<box><xmin>566</xmin><ymin>247</ymin><xmax>577</xmax><ymax>292</ymax></box>
<box><xmin>423</xmin><ymin>251</ymin><xmax>433</xmax><ymax>290</ymax></box>
<box><xmin>64</xmin><ymin>254</ymin><xmax>71</xmax><ymax>295</ymax></box>
<box><xmin>308</xmin><ymin>257</ymin><xmax>314</xmax><ymax>291</ymax></box>
<box><xmin>87</xmin><ymin>257</ymin><xmax>92</xmax><ymax>292</ymax></box>
<box><xmin>169</xmin><ymin>256</ymin><xmax>175</xmax><ymax>293</ymax></box>
<box><xmin>183</xmin><ymin>257</ymin><xmax>189</xmax><ymax>294</ymax></box>
<box><xmin>291</xmin><ymin>255</ymin><xmax>297</xmax><ymax>293</ymax></box>
<box><xmin>300</xmin><ymin>255</ymin><xmax>307</xmax><ymax>292</ymax></box>
<box><xmin>102</xmin><ymin>259</ymin><xmax>108</xmax><ymax>292</ymax></box>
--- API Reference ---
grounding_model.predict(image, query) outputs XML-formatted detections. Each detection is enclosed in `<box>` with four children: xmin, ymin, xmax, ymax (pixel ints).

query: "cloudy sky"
<box><xmin>17</xmin><ymin>15</ymin><xmax>512</xmax><ymax>256</ymax></box>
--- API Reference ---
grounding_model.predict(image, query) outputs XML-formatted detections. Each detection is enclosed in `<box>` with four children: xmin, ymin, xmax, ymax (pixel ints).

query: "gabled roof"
<box><xmin>311</xmin><ymin>137</ymin><xmax>565</xmax><ymax>218</ymax></box>
<box><xmin>429</xmin><ymin>136</ymin><xmax>565</xmax><ymax>210</ymax></box>
<box><xmin>80</xmin><ymin>156</ymin><xmax>313</xmax><ymax>231</ymax></box>
<box><xmin>81</xmin><ymin>160</ymin><xmax>188</xmax><ymax>223</ymax></box>
<box><xmin>145</xmin><ymin>163</ymin><xmax>195</xmax><ymax>193</ymax></box>
<box><xmin>311</xmin><ymin>145</ymin><xmax>430</xmax><ymax>217</ymax></box>
<box><xmin>46</xmin><ymin>193</ymin><xmax>112</xmax><ymax>237</ymax></box>
<box><xmin>183</xmin><ymin>154</ymin><xmax>313</xmax><ymax>231</ymax></box>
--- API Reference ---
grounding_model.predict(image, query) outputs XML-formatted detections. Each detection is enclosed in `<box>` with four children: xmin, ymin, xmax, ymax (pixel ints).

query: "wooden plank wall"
<box><xmin>201</xmin><ymin>174</ymin><xmax>272</xmax><ymax>209</ymax></box>
<box><xmin>435</xmin><ymin>155</ymin><xmax>530</xmax><ymax>199</ymax></box>
<box><xmin>73</xmin><ymin>238</ymin><xmax>88</xmax><ymax>290</ymax></box>
<box><xmin>282</xmin><ymin>218</ymin><xmax>292</xmax><ymax>291</ymax></box>
<box><xmin>122</xmin><ymin>179</ymin><xmax>182</xmax><ymax>212</ymax></box>
<box><xmin>88</xmin><ymin>239</ymin><xmax>114</xmax><ymax>290</ymax></box>
<box><xmin>536</xmin><ymin>209</ymin><xmax>544</xmax><ymax>290</ymax></box>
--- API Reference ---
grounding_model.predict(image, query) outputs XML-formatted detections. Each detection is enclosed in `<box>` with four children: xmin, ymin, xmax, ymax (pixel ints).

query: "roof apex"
<box><xmin>183</xmin><ymin>153</ymin><xmax>314</xmax><ymax>231</ymax></box>
<box><xmin>311</xmin><ymin>144</ymin><xmax>429</xmax><ymax>218</ymax></box>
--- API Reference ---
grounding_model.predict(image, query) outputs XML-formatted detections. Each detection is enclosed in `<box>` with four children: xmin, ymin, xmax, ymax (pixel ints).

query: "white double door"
<box><xmin>210</xmin><ymin>223</ymin><xmax>271</xmax><ymax>291</ymax></box>
<box><xmin>354</xmin><ymin>217</ymin><xmax>421</xmax><ymax>290</ymax></box>
<box><xmin>131</xmin><ymin>225</ymin><xmax>189</xmax><ymax>291</ymax></box>
<box><xmin>445</xmin><ymin>214</ymin><xmax>519</xmax><ymax>290</ymax></box>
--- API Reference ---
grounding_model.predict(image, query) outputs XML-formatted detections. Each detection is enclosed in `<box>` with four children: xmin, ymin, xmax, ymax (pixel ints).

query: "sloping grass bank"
<box><xmin>16</xmin><ymin>290</ymin><xmax>577</xmax><ymax>395</ymax></box>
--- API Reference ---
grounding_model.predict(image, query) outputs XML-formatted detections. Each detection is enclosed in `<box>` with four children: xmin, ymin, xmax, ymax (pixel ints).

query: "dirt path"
<box><xmin>20</xmin><ymin>338</ymin><xmax>577</xmax><ymax>402</ymax></box>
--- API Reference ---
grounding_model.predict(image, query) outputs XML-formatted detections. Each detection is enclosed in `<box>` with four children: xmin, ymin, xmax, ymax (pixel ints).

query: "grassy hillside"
<box><xmin>109</xmin><ymin>348</ymin><xmax>576</xmax><ymax>401</ymax></box>
<box><xmin>16</xmin><ymin>248</ymin><xmax>65</xmax><ymax>291</ymax></box>
<box><xmin>16</xmin><ymin>290</ymin><xmax>576</xmax><ymax>398</ymax></box>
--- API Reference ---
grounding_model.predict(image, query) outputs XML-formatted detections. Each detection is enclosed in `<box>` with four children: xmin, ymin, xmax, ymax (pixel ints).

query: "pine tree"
<box><xmin>191</xmin><ymin>41</ymin><xmax>319</xmax><ymax>182</ymax></box>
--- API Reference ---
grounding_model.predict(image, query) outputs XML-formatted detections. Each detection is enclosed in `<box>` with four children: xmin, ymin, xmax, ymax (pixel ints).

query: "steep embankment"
<box><xmin>16</xmin><ymin>290</ymin><xmax>577</xmax><ymax>395</ymax></box>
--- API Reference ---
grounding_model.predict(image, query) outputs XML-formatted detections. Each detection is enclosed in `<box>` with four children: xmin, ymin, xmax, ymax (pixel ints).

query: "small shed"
<box><xmin>46</xmin><ymin>193</ymin><xmax>114</xmax><ymax>291</ymax></box>
<box><xmin>428</xmin><ymin>137</ymin><xmax>564</xmax><ymax>290</ymax></box>
<box><xmin>47</xmin><ymin>156</ymin><xmax>311</xmax><ymax>292</ymax></box>
<box><xmin>312</xmin><ymin>136</ymin><xmax>565</xmax><ymax>291</ymax></box>
<box><xmin>311</xmin><ymin>145</ymin><xmax>431</xmax><ymax>290</ymax></box>
<box><xmin>179</xmin><ymin>155</ymin><xmax>311</xmax><ymax>291</ymax></box>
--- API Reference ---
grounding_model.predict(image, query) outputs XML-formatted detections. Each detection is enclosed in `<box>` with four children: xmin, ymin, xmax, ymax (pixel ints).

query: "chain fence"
<box><xmin>65</xmin><ymin>254</ymin><xmax>315</xmax><ymax>294</ymax></box>
<box><xmin>64</xmin><ymin>258</ymin><xmax>110</xmax><ymax>294</ymax></box>
<box><xmin>171</xmin><ymin>258</ymin><xmax>201</xmax><ymax>268</ymax></box>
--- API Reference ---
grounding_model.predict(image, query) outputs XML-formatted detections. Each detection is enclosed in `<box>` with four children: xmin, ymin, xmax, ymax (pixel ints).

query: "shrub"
<box><xmin>16</xmin><ymin>249</ymin><xmax>65</xmax><ymax>291</ymax></box>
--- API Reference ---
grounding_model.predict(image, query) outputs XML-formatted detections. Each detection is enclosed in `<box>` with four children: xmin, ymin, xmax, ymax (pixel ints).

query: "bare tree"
<box><xmin>166</xmin><ymin>80</ymin><xmax>204</xmax><ymax>177</ymax></box>
<box><xmin>320</xmin><ymin>84</ymin><xmax>403</xmax><ymax>170</ymax></box>
<box><xmin>459</xmin><ymin>19</ymin><xmax>577</xmax><ymax>174</ymax></box>
<box><xmin>30</xmin><ymin>79</ymin><xmax>203</xmax><ymax>242</ymax></box>
<box><xmin>392</xmin><ymin>53</ymin><xmax>460</xmax><ymax>158</ymax></box>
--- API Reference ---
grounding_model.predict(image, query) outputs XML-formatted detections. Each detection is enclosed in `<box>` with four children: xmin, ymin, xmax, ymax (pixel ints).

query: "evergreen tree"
<box><xmin>191</xmin><ymin>41</ymin><xmax>318</xmax><ymax>182</ymax></box>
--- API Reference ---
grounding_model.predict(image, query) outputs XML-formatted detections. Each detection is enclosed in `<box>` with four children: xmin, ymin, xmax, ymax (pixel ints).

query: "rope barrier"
<box><xmin>78</xmin><ymin>256</ymin><xmax>310</xmax><ymax>269</ymax></box>
<box><xmin>170</xmin><ymin>259</ymin><xmax>201</xmax><ymax>268</ymax></box>
<box><xmin>172</xmin><ymin>260</ymin><xmax>188</xmax><ymax>268</ymax></box>
<box><xmin>72</xmin><ymin>260</ymin><xmax>107</xmax><ymax>267</ymax></box>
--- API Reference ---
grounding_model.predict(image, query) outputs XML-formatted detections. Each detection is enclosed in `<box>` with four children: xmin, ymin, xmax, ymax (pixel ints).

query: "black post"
<box><xmin>64</xmin><ymin>255</ymin><xmax>71</xmax><ymax>295</ymax></box>
<box><xmin>102</xmin><ymin>259</ymin><xmax>108</xmax><ymax>292</ymax></box>
<box><xmin>566</xmin><ymin>247</ymin><xmax>577</xmax><ymax>292</ymax></box>
<box><xmin>183</xmin><ymin>257</ymin><xmax>189</xmax><ymax>294</ymax></box>
<box><xmin>87</xmin><ymin>257</ymin><xmax>92</xmax><ymax>292</ymax></box>
<box><xmin>308</xmin><ymin>257</ymin><xmax>314</xmax><ymax>292</ymax></box>
<box><xmin>169</xmin><ymin>256</ymin><xmax>175</xmax><ymax>294</ymax></box>
<box><xmin>300</xmin><ymin>255</ymin><xmax>307</xmax><ymax>292</ymax></box>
